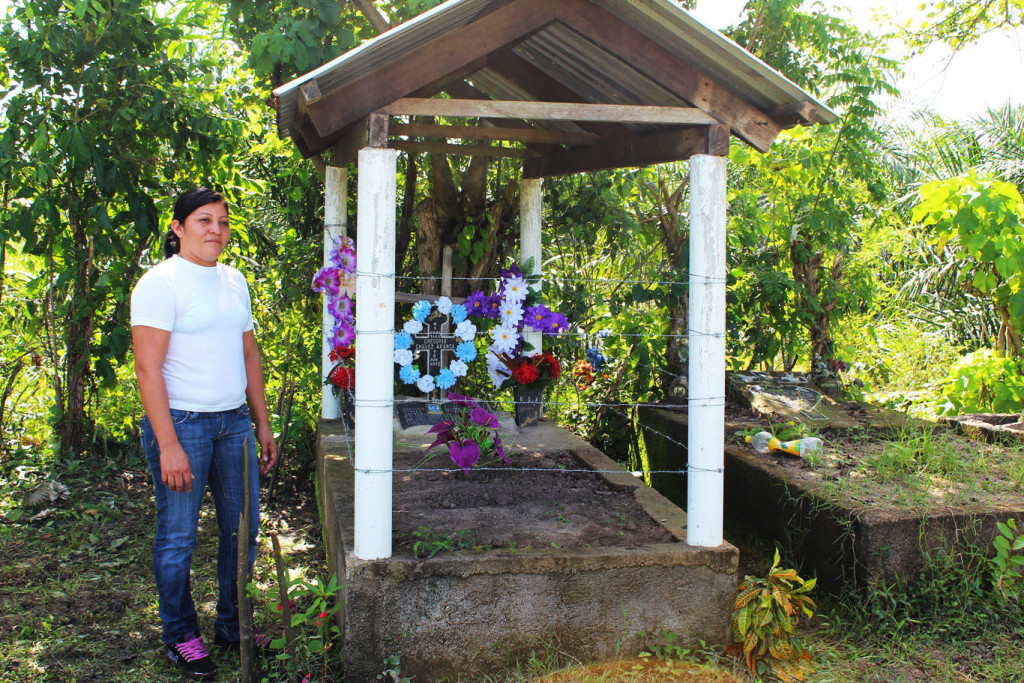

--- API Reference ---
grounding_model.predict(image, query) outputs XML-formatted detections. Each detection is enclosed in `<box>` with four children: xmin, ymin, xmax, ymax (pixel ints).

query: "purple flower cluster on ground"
<box><xmin>425</xmin><ymin>392</ymin><xmax>507</xmax><ymax>473</ymax></box>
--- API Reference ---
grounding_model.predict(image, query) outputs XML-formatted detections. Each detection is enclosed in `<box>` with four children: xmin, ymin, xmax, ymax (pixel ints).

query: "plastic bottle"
<box><xmin>775</xmin><ymin>437</ymin><xmax>822</xmax><ymax>458</ymax></box>
<box><xmin>745</xmin><ymin>431</ymin><xmax>777</xmax><ymax>454</ymax></box>
<box><xmin>745</xmin><ymin>431</ymin><xmax>822</xmax><ymax>458</ymax></box>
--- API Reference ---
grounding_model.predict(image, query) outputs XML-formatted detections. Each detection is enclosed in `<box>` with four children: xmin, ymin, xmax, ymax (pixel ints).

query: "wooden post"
<box><xmin>322</xmin><ymin>166</ymin><xmax>348</xmax><ymax>419</ymax></box>
<box><xmin>686</xmin><ymin>154</ymin><xmax>726</xmax><ymax>548</ymax></box>
<box><xmin>353</xmin><ymin>147</ymin><xmax>397</xmax><ymax>560</ymax></box>
<box><xmin>520</xmin><ymin>177</ymin><xmax>543</xmax><ymax>356</ymax></box>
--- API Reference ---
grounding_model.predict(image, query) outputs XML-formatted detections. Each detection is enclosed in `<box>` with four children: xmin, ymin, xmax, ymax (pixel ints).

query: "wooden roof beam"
<box><xmin>523</xmin><ymin>124</ymin><xmax>729</xmax><ymax>179</ymax></box>
<box><xmin>555</xmin><ymin>0</ymin><xmax>779</xmax><ymax>152</ymax></box>
<box><xmin>303</xmin><ymin>0</ymin><xmax>556</xmax><ymax>138</ymax></box>
<box><xmin>377</xmin><ymin>98</ymin><xmax>719</xmax><ymax>125</ymax></box>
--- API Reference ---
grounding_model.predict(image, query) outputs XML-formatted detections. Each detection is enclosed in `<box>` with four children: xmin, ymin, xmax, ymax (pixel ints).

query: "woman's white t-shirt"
<box><xmin>130</xmin><ymin>255</ymin><xmax>254</xmax><ymax>412</ymax></box>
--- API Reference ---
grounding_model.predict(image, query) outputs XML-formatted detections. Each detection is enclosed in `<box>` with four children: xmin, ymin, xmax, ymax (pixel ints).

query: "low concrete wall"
<box><xmin>318</xmin><ymin>420</ymin><xmax>738</xmax><ymax>683</ymax></box>
<box><xmin>639</xmin><ymin>407</ymin><xmax>1024</xmax><ymax>589</ymax></box>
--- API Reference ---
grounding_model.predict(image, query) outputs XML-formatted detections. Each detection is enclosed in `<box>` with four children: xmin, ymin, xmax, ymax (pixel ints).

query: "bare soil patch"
<box><xmin>391</xmin><ymin>447</ymin><xmax>673</xmax><ymax>554</ymax></box>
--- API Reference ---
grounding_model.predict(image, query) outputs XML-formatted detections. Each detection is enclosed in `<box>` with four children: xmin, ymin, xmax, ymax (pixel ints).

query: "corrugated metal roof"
<box><xmin>274</xmin><ymin>0</ymin><xmax>837</xmax><ymax>153</ymax></box>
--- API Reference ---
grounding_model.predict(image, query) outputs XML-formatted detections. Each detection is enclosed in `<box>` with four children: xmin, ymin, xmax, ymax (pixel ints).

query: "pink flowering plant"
<box><xmin>425</xmin><ymin>392</ymin><xmax>507</xmax><ymax>473</ymax></box>
<box><xmin>311</xmin><ymin>236</ymin><xmax>356</xmax><ymax>352</ymax></box>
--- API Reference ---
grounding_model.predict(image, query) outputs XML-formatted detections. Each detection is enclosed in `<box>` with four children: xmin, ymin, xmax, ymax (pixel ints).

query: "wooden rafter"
<box><xmin>303</xmin><ymin>0</ymin><xmax>557</xmax><ymax>137</ymax></box>
<box><xmin>554</xmin><ymin>0</ymin><xmax>780</xmax><ymax>152</ymax></box>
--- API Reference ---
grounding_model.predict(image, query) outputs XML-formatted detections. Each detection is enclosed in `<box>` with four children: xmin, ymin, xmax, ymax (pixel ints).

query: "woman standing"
<box><xmin>131</xmin><ymin>188</ymin><xmax>277</xmax><ymax>680</ymax></box>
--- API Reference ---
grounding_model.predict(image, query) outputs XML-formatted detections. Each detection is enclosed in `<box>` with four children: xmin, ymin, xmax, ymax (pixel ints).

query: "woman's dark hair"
<box><xmin>163</xmin><ymin>187</ymin><xmax>228</xmax><ymax>259</ymax></box>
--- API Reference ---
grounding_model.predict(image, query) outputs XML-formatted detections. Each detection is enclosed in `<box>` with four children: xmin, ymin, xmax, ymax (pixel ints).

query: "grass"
<box><xmin>2</xmin><ymin>438</ymin><xmax>1023</xmax><ymax>682</ymax></box>
<box><xmin>0</xmin><ymin>442</ymin><xmax>331</xmax><ymax>682</ymax></box>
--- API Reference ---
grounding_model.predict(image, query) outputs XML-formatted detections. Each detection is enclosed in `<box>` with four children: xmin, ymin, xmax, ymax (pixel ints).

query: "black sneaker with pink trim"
<box><xmin>167</xmin><ymin>632</ymin><xmax>218</xmax><ymax>680</ymax></box>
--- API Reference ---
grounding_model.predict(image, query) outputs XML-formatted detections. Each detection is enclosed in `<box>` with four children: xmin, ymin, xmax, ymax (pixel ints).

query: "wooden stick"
<box><xmin>237</xmin><ymin>441</ymin><xmax>254</xmax><ymax>681</ymax></box>
<box><xmin>267</xmin><ymin>379</ymin><xmax>297</xmax><ymax>502</ymax></box>
<box><xmin>270</xmin><ymin>532</ymin><xmax>296</xmax><ymax>665</ymax></box>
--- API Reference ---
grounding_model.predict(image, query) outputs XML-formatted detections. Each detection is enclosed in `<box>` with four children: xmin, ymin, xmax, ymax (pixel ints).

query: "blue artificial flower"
<box><xmin>399</xmin><ymin>364</ymin><xmax>420</xmax><ymax>384</ymax></box>
<box><xmin>586</xmin><ymin>347</ymin><xmax>606</xmax><ymax>371</ymax></box>
<box><xmin>394</xmin><ymin>331</ymin><xmax>413</xmax><ymax>350</ymax></box>
<box><xmin>412</xmin><ymin>299</ymin><xmax>432</xmax><ymax>322</ymax></box>
<box><xmin>456</xmin><ymin>341</ymin><xmax>478</xmax><ymax>362</ymax></box>
<box><xmin>436</xmin><ymin>369</ymin><xmax>457</xmax><ymax>390</ymax></box>
<box><xmin>450</xmin><ymin>304</ymin><xmax>468</xmax><ymax>324</ymax></box>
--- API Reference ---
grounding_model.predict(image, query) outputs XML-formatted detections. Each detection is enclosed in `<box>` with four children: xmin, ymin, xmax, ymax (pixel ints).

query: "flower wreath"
<box><xmin>394</xmin><ymin>296</ymin><xmax>478</xmax><ymax>394</ymax></box>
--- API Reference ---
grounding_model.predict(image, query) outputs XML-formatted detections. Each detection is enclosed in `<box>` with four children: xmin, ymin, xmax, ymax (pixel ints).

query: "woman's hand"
<box><xmin>160</xmin><ymin>442</ymin><xmax>194</xmax><ymax>492</ymax></box>
<box><xmin>256</xmin><ymin>423</ymin><xmax>278</xmax><ymax>475</ymax></box>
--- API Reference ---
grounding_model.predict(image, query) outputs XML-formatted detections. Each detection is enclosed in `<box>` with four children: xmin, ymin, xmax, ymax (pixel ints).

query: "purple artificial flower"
<box><xmin>465</xmin><ymin>290</ymin><xmax>490</xmax><ymax>319</ymax></box>
<box><xmin>485</xmin><ymin>294</ymin><xmax>502</xmax><ymax>320</ymax></box>
<box><xmin>425</xmin><ymin>420</ymin><xmax>455</xmax><ymax>452</ymax></box>
<box><xmin>328</xmin><ymin>293</ymin><xmax>353</xmax><ymax>322</ymax></box>
<box><xmin>311</xmin><ymin>267</ymin><xmax>341</xmax><ymax>296</ymax></box>
<box><xmin>470</xmin><ymin>405</ymin><xmax>499</xmax><ymax>429</ymax></box>
<box><xmin>524</xmin><ymin>305</ymin><xmax>550</xmax><ymax>332</ymax></box>
<box><xmin>445</xmin><ymin>391</ymin><xmax>478</xmax><ymax>409</ymax></box>
<box><xmin>501</xmin><ymin>262</ymin><xmax>523</xmax><ymax>280</ymax></box>
<box><xmin>545</xmin><ymin>311</ymin><xmax>569</xmax><ymax>335</ymax></box>
<box><xmin>331</xmin><ymin>321</ymin><xmax>355</xmax><ymax>348</ymax></box>
<box><xmin>494</xmin><ymin>435</ymin><xmax>507</xmax><ymax>464</ymax></box>
<box><xmin>449</xmin><ymin>439</ymin><xmax>482</xmax><ymax>473</ymax></box>
<box><xmin>333</xmin><ymin>247</ymin><xmax>356</xmax><ymax>275</ymax></box>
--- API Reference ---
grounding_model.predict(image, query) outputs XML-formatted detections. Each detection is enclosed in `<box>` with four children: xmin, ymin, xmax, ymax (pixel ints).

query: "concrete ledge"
<box><xmin>639</xmin><ymin>407</ymin><xmax>1024</xmax><ymax>589</ymax></box>
<box><xmin>317</xmin><ymin>419</ymin><xmax>738</xmax><ymax>682</ymax></box>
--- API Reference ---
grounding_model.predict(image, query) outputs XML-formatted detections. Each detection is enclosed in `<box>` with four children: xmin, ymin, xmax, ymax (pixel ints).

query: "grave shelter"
<box><xmin>273</xmin><ymin>0</ymin><xmax>835</xmax><ymax>677</ymax></box>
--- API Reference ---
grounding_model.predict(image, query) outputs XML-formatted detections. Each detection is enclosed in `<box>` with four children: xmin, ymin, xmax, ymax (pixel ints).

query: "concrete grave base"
<box><xmin>639</xmin><ymin>406</ymin><xmax>1024</xmax><ymax>589</ymax></box>
<box><xmin>317</xmin><ymin>419</ymin><xmax>738</xmax><ymax>682</ymax></box>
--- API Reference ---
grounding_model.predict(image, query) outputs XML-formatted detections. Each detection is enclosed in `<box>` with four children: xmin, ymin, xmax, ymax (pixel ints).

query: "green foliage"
<box><xmin>731</xmin><ymin>548</ymin><xmax>816</xmax><ymax>682</ymax></box>
<box><xmin>912</xmin><ymin>172</ymin><xmax>1024</xmax><ymax>356</ymax></box>
<box><xmin>377</xmin><ymin>654</ymin><xmax>413</xmax><ymax>683</ymax></box>
<box><xmin>937</xmin><ymin>348</ymin><xmax>1024</xmax><ymax>415</ymax></box>
<box><xmin>410</xmin><ymin>526</ymin><xmax>476</xmax><ymax>559</ymax></box>
<box><xmin>991</xmin><ymin>518</ymin><xmax>1024</xmax><ymax>601</ymax></box>
<box><xmin>258</xmin><ymin>572</ymin><xmax>343</xmax><ymax>682</ymax></box>
<box><xmin>905</xmin><ymin>0</ymin><xmax>1024</xmax><ymax>51</ymax></box>
<box><xmin>0</xmin><ymin>0</ymin><xmax>252</xmax><ymax>453</ymax></box>
<box><xmin>724</xmin><ymin>1</ymin><xmax>900</xmax><ymax>368</ymax></box>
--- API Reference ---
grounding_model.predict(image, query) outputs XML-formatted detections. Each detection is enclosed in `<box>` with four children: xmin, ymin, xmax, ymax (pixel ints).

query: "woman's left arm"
<box><xmin>243</xmin><ymin>330</ymin><xmax>278</xmax><ymax>475</ymax></box>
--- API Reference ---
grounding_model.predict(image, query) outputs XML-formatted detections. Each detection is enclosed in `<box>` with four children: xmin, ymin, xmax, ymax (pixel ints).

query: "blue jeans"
<box><xmin>142</xmin><ymin>405</ymin><xmax>259</xmax><ymax>645</ymax></box>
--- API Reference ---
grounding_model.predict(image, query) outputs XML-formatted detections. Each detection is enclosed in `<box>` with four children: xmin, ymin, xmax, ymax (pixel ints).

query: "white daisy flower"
<box><xmin>490</xmin><ymin>325</ymin><xmax>519</xmax><ymax>355</ymax></box>
<box><xmin>455</xmin><ymin>320</ymin><xmax>477</xmax><ymax>342</ymax></box>
<box><xmin>403</xmin><ymin>320</ymin><xmax>423</xmax><ymax>335</ymax></box>
<box><xmin>499</xmin><ymin>300</ymin><xmax>524</xmax><ymax>327</ymax></box>
<box><xmin>502</xmin><ymin>276</ymin><xmax>529</xmax><ymax>303</ymax></box>
<box><xmin>394</xmin><ymin>349</ymin><xmax>413</xmax><ymax>366</ymax></box>
<box><xmin>450</xmin><ymin>360</ymin><xmax>469</xmax><ymax>377</ymax></box>
<box><xmin>435</xmin><ymin>296</ymin><xmax>453</xmax><ymax>315</ymax></box>
<box><xmin>486</xmin><ymin>351</ymin><xmax>510</xmax><ymax>389</ymax></box>
<box><xmin>416</xmin><ymin>374</ymin><xmax>436</xmax><ymax>393</ymax></box>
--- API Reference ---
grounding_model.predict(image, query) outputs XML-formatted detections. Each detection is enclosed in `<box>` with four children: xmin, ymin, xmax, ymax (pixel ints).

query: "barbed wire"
<box><xmin>387</xmin><ymin>273</ymin><xmax>727</xmax><ymax>286</ymax></box>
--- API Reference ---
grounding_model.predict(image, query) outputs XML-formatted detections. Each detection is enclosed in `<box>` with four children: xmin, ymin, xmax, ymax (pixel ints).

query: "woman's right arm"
<box><xmin>133</xmin><ymin>325</ymin><xmax>194</xmax><ymax>493</ymax></box>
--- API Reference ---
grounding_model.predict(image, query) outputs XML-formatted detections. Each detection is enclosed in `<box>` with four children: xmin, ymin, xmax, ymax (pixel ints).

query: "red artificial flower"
<box><xmin>328</xmin><ymin>365</ymin><xmax>355</xmax><ymax>390</ymax></box>
<box><xmin>512</xmin><ymin>362</ymin><xmax>539</xmax><ymax>385</ymax></box>
<box><xmin>329</xmin><ymin>345</ymin><xmax>355</xmax><ymax>362</ymax></box>
<box><xmin>543</xmin><ymin>352</ymin><xmax>561</xmax><ymax>380</ymax></box>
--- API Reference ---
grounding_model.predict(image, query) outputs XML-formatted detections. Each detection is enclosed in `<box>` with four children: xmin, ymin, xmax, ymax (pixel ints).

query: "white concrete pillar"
<box><xmin>322</xmin><ymin>166</ymin><xmax>348</xmax><ymax>420</ymax></box>
<box><xmin>353</xmin><ymin>148</ymin><xmax>397</xmax><ymax>560</ymax></box>
<box><xmin>520</xmin><ymin>177</ymin><xmax>543</xmax><ymax>356</ymax></box>
<box><xmin>686</xmin><ymin>154</ymin><xmax>727</xmax><ymax>548</ymax></box>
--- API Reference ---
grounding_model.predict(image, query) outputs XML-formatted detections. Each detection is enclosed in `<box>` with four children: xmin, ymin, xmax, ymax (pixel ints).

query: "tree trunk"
<box><xmin>656</xmin><ymin>177</ymin><xmax>689</xmax><ymax>394</ymax></box>
<box><xmin>57</xmin><ymin>213</ymin><xmax>94</xmax><ymax>456</ymax></box>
